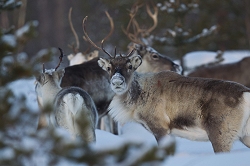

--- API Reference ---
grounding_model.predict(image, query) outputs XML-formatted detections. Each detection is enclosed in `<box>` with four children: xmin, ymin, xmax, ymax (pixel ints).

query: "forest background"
<box><xmin>1</xmin><ymin>0</ymin><xmax>249</xmax><ymax>67</ymax></box>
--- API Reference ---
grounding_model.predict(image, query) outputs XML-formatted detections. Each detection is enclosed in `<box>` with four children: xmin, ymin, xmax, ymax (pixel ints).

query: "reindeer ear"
<box><xmin>35</xmin><ymin>73</ymin><xmax>46</xmax><ymax>85</ymax></box>
<box><xmin>35</xmin><ymin>74</ymin><xmax>42</xmax><ymax>84</ymax></box>
<box><xmin>98</xmin><ymin>58</ymin><xmax>110</xmax><ymax>71</ymax></box>
<box><xmin>130</xmin><ymin>55</ymin><xmax>142</xmax><ymax>69</ymax></box>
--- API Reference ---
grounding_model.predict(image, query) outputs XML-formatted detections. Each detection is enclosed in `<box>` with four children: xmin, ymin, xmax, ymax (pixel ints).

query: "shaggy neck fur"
<box><xmin>108</xmin><ymin>72</ymin><xmax>144</xmax><ymax>124</ymax></box>
<box><xmin>41</xmin><ymin>82</ymin><xmax>62</xmax><ymax>106</ymax></box>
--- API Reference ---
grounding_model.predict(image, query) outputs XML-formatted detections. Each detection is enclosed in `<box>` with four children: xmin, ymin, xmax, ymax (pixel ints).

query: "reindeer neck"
<box><xmin>119</xmin><ymin>72</ymin><xmax>143</xmax><ymax>103</ymax></box>
<box><xmin>41</xmin><ymin>82</ymin><xmax>62</xmax><ymax>106</ymax></box>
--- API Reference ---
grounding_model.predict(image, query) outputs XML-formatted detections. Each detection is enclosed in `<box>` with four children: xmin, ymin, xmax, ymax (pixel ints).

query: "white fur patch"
<box><xmin>240</xmin><ymin>92</ymin><xmax>250</xmax><ymax>137</ymax></box>
<box><xmin>110</xmin><ymin>73</ymin><xmax>127</xmax><ymax>95</ymax></box>
<box><xmin>62</xmin><ymin>93</ymin><xmax>84</xmax><ymax>115</ymax></box>
<box><xmin>171</xmin><ymin>127</ymin><xmax>209</xmax><ymax>141</ymax></box>
<box><xmin>109</xmin><ymin>96</ymin><xmax>134</xmax><ymax>125</ymax></box>
<box><xmin>58</xmin><ymin>93</ymin><xmax>87</xmax><ymax>137</ymax></box>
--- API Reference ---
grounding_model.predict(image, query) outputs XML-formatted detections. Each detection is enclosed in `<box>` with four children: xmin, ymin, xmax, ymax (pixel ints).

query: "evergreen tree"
<box><xmin>154</xmin><ymin>0</ymin><xmax>218</xmax><ymax>74</ymax></box>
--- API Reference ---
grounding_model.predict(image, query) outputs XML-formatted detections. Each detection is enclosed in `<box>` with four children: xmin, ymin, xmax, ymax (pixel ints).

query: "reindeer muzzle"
<box><xmin>110</xmin><ymin>73</ymin><xmax>127</xmax><ymax>94</ymax></box>
<box><xmin>111</xmin><ymin>73</ymin><xmax>125</xmax><ymax>86</ymax></box>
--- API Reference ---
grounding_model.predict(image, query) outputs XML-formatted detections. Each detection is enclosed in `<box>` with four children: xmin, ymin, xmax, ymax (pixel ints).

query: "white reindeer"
<box><xmin>35</xmin><ymin>68</ymin><xmax>98</xmax><ymax>143</ymax></box>
<box><xmin>67</xmin><ymin>50</ymin><xmax>99</xmax><ymax>66</ymax></box>
<box><xmin>97</xmin><ymin>46</ymin><xmax>250</xmax><ymax>153</ymax></box>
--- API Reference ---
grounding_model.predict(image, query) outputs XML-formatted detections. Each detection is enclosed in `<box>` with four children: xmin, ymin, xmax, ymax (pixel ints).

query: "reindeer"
<box><xmin>188</xmin><ymin>56</ymin><xmax>250</xmax><ymax>87</ymax></box>
<box><xmin>97</xmin><ymin>45</ymin><xmax>250</xmax><ymax>152</ymax></box>
<box><xmin>35</xmin><ymin>48</ymin><xmax>98</xmax><ymax>143</ymax></box>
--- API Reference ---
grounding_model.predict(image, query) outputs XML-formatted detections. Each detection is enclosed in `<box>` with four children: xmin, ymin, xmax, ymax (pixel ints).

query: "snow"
<box><xmin>1</xmin><ymin>34</ymin><xmax>16</xmax><ymax>48</ymax></box>
<box><xmin>44</xmin><ymin>68</ymin><xmax>55</xmax><ymax>75</ymax></box>
<box><xmin>4</xmin><ymin>50</ymin><xmax>250</xmax><ymax>165</ymax></box>
<box><xmin>163</xmin><ymin>137</ymin><xmax>250</xmax><ymax>166</ymax></box>
<box><xmin>184</xmin><ymin>50</ymin><xmax>250</xmax><ymax>70</ymax></box>
<box><xmin>15</xmin><ymin>21</ymin><xmax>39</xmax><ymax>38</ymax></box>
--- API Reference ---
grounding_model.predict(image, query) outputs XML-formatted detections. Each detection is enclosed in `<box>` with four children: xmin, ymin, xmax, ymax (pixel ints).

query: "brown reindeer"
<box><xmin>188</xmin><ymin>56</ymin><xmax>250</xmax><ymax>87</ymax></box>
<box><xmin>97</xmin><ymin>46</ymin><xmax>250</xmax><ymax>152</ymax></box>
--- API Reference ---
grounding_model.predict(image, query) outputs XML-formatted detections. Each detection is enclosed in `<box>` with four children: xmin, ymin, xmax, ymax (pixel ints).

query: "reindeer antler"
<box><xmin>145</xmin><ymin>2</ymin><xmax>158</xmax><ymax>35</ymax></box>
<box><xmin>82</xmin><ymin>16</ymin><xmax>102</xmax><ymax>51</ymax></box>
<box><xmin>119</xmin><ymin>49</ymin><xmax>135</xmax><ymax>58</ymax></box>
<box><xmin>82</xmin><ymin>11</ymin><xmax>114</xmax><ymax>50</ymax></box>
<box><xmin>101</xmin><ymin>40</ymin><xmax>116</xmax><ymax>58</ymax></box>
<box><xmin>122</xmin><ymin>2</ymin><xmax>144</xmax><ymax>45</ymax></box>
<box><xmin>68</xmin><ymin>7</ymin><xmax>79</xmax><ymax>54</ymax></box>
<box><xmin>55</xmin><ymin>48</ymin><xmax>64</xmax><ymax>71</ymax></box>
<box><xmin>123</xmin><ymin>1</ymin><xmax>158</xmax><ymax>45</ymax></box>
<box><xmin>103</xmin><ymin>11</ymin><xmax>114</xmax><ymax>42</ymax></box>
<box><xmin>83</xmin><ymin>11</ymin><xmax>116</xmax><ymax>58</ymax></box>
<box><xmin>42</xmin><ymin>63</ymin><xmax>45</xmax><ymax>73</ymax></box>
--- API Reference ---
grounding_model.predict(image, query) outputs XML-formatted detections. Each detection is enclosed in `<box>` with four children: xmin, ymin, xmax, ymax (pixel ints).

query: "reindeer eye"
<box><xmin>107</xmin><ymin>67</ymin><xmax>111</xmax><ymax>71</ymax></box>
<box><xmin>152</xmin><ymin>54</ymin><xmax>159</xmax><ymax>59</ymax></box>
<box><xmin>128</xmin><ymin>65</ymin><xmax>132</xmax><ymax>70</ymax></box>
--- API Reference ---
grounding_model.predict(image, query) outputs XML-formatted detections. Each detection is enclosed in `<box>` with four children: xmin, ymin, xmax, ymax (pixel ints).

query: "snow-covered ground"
<box><xmin>6</xmin><ymin>50</ymin><xmax>250</xmax><ymax>165</ymax></box>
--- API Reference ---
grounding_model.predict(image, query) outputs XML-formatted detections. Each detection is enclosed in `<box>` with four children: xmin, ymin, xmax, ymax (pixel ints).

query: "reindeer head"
<box><xmin>35</xmin><ymin>48</ymin><xmax>65</xmax><ymax>106</ymax></box>
<box><xmin>98</xmin><ymin>47</ymin><xmax>142</xmax><ymax>95</ymax></box>
<box><xmin>36</xmin><ymin>69</ymin><xmax>65</xmax><ymax>88</ymax></box>
<box><xmin>82</xmin><ymin>12</ymin><xmax>140</xmax><ymax>94</ymax></box>
<box><xmin>128</xmin><ymin>43</ymin><xmax>181</xmax><ymax>73</ymax></box>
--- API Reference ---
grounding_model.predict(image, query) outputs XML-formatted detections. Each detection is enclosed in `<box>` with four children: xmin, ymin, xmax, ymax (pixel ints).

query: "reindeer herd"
<box><xmin>34</xmin><ymin>2</ymin><xmax>250</xmax><ymax>153</ymax></box>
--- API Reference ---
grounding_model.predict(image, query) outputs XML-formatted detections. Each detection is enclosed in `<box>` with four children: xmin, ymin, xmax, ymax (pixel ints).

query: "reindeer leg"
<box><xmin>240</xmin><ymin>117</ymin><xmax>250</xmax><ymax>148</ymax></box>
<box><xmin>206</xmin><ymin>119</ymin><xmax>237</xmax><ymax>152</ymax></box>
<box><xmin>37</xmin><ymin>113</ymin><xmax>48</xmax><ymax>129</ymax></box>
<box><xmin>138</xmin><ymin>113</ymin><xmax>170</xmax><ymax>143</ymax></box>
<box><xmin>240</xmin><ymin>136</ymin><xmax>250</xmax><ymax>148</ymax></box>
<box><xmin>209</xmin><ymin>133</ymin><xmax>233</xmax><ymax>152</ymax></box>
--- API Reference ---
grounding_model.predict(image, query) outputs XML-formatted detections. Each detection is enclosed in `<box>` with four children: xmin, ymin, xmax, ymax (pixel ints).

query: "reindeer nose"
<box><xmin>111</xmin><ymin>73</ymin><xmax>125</xmax><ymax>86</ymax></box>
<box><xmin>112</xmin><ymin>79</ymin><xmax>124</xmax><ymax>86</ymax></box>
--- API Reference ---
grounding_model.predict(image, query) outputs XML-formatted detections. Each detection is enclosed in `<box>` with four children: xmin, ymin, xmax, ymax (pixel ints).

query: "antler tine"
<box><xmin>82</xmin><ymin>16</ymin><xmax>102</xmax><ymax>51</ymax></box>
<box><xmin>42</xmin><ymin>63</ymin><xmax>45</xmax><ymax>73</ymax></box>
<box><xmin>126</xmin><ymin>48</ymin><xmax>135</xmax><ymax>57</ymax></box>
<box><xmin>102</xmin><ymin>11</ymin><xmax>114</xmax><ymax>42</ymax></box>
<box><xmin>68</xmin><ymin>7</ymin><xmax>79</xmax><ymax>53</ymax></box>
<box><xmin>120</xmin><ymin>48</ymin><xmax>135</xmax><ymax>58</ymax></box>
<box><xmin>114</xmin><ymin>46</ymin><xmax>117</xmax><ymax>57</ymax></box>
<box><xmin>145</xmin><ymin>2</ymin><xmax>158</xmax><ymax>35</ymax></box>
<box><xmin>101</xmin><ymin>40</ymin><xmax>115</xmax><ymax>58</ymax></box>
<box><xmin>55</xmin><ymin>47</ymin><xmax>64</xmax><ymax>71</ymax></box>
